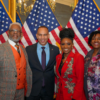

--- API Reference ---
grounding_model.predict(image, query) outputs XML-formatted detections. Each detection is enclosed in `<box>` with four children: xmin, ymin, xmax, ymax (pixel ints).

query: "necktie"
<box><xmin>41</xmin><ymin>47</ymin><xmax>46</xmax><ymax>86</ymax></box>
<box><xmin>41</xmin><ymin>47</ymin><xmax>46</xmax><ymax>70</ymax></box>
<box><xmin>15</xmin><ymin>43</ymin><xmax>20</xmax><ymax>56</ymax></box>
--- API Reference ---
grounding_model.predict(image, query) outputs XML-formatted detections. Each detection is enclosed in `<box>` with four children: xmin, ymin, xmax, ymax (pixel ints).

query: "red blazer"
<box><xmin>55</xmin><ymin>51</ymin><xmax>86</xmax><ymax>100</ymax></box>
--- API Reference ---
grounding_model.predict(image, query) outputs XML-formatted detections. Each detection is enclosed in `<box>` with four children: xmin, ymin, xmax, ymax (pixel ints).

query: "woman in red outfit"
<box><xmin>55</xmin><ymin>28</ymin><xmax>86</xmax><ymax>100</ymax></box>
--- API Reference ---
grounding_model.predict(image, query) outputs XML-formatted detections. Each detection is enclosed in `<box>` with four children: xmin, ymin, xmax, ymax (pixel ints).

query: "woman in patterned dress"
<box><xmin>84</xmin><ymin>31</ymin><xmax>100</xmax><ymax>100</ymax></box>
<box><xmin>55</xmin><ymin>28</ymin><xmax>86</xmax><ymax>100</ymax></box>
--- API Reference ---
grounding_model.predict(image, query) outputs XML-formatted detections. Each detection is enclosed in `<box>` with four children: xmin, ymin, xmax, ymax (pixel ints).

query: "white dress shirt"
<box><xmin>8</xmin><ymin>39</ymin><xmax>20</xmax><ymax>52</ymax></box>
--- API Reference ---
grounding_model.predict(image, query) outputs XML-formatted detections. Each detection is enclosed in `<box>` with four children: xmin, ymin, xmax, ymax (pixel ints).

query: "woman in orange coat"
<box><xmin>55</xmin><ymin>28</ymin><xmax>86</xmax><ymax>100</ymax></box>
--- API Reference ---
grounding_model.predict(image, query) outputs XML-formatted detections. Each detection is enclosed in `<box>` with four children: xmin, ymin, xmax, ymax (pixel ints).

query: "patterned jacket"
<box><xmin>55</xmin><ymin>51</ymin><xmax>86</xmax><ymax>100</ymax></box>
<box><xmin>84</xmin><ymin>49</ymin><xmax>100</xmax><ymax>100</ymax></box>
<box><xmin>0</xmin><ymin>41</ymin><xmax>32</xmax><ymax>100</ymax></box>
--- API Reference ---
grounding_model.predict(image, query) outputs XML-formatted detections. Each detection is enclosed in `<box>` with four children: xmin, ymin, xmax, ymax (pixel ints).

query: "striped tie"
<box><xmin>15</xmin><ymin>43</ymin><xmax>20</xmax><ymax>56</ymax></box>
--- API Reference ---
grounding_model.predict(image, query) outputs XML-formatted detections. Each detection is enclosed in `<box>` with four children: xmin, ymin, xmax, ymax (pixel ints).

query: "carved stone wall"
<box><xmin>56</xmin><ymin>0</ymin><xmax>74</xmax><ymax>7</ymax></box>
<box><xmin>54</xmin><ymin>3</ymin><xmax>72</xmax><ymax>27</ymax></box>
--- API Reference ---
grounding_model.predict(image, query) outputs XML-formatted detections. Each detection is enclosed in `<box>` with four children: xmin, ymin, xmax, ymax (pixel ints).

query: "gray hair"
<box><xmin>9</xmin><ymin>22</ymin><xmax>22</xmax><ymax>32</ymax></box>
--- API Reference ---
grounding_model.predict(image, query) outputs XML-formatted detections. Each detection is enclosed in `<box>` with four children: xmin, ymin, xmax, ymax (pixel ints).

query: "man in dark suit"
<box><xmin>26</xmin><ymin>26</ymin><xmax>59</xmax><ymax>100</ymax></box>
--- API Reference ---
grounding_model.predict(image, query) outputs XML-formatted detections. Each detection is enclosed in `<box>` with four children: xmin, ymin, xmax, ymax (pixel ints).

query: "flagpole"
<box><xmin>74</xmin><ymin>0</ymin><xmax>79</xmax><ymax>7</ymax></box>
<box><xmin>9</xmin><ymin>0</ymin><xmax>16</xmax><ymax>22</ymax></box>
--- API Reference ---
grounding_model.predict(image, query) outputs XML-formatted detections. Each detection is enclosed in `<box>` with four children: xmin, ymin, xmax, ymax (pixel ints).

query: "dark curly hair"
<box><xmin>59</xmin><ymin>28</ymin><xmax>75</xmax><ymax>42</ymax></box>
<box><xmin>88</xmin><ymin>31</ymin><xmax>100</xmax><ymax>46</ymax></box>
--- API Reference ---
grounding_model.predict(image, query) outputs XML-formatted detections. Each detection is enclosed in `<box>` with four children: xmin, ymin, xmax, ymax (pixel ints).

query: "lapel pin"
<box><xmin>66</xmin><ymin>61</ymin><xmax>68</xmax><ymax>63</ymax></box>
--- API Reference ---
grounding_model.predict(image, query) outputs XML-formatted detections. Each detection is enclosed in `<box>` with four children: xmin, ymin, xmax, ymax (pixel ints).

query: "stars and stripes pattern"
<box><xmin>21</xmin><ymin>0</ymin><xmax>62</xmax><ymax>47</ymax></box>
<box><xmin>66</xmin><ymin>0</ymin><xmax>100</xmax><ymax>56</ymax></box>
<box><xmin>16</xmin><ymin>11</ymin><xmax>23</xmax><ymax>26</ymax></box>
<box><xmin>0</xmin><ymin>0</ymin><xmax>13</xmax><ymax>44</ymax></box>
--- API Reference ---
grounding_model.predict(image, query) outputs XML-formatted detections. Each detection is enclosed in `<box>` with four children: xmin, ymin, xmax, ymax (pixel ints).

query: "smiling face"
<box><xmin>36</xmin><ymin>27</ymin><xmax>49</xmax><ymax>46</ymax></box>
<box><xmin>61</xmin><ymin>38</ymin><xmax>73</xmax><ymax>57</ymax></box>
<box><xmin>8</xmin><ymin>24</ymin><xmax>22</xmax><ymax>43</ymax></box>
<box><xmin>91</xmin><ymin>33</ymin><xmax>100</xmax><ymax>50</ymax></box>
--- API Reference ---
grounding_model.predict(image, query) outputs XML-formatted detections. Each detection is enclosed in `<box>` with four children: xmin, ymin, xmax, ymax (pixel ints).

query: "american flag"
<box><xmin>66</xmin><ymin>0</ymin><xmax>100</xmax><ymax>56</ymax></box>
<box><xmin>21</xmin><ymin>0</ymin><xmax>62</xmax><ymax>47</ymax></box>
<box><xmin>16</xmin><ymin>11</ymin><xmax>23</xmax><ymax>26</ymax></box>
<box><xmin>0</xmin><ymin>0</ymin><xmax>13</xmax><ymax>44</ymax></box>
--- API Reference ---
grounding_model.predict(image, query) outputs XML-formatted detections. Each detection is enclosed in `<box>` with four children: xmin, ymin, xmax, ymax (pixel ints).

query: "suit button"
<box><xmin>15</xmin><ymin>75</ymin><xmax>17</xmax><ymax>77</ymax></box>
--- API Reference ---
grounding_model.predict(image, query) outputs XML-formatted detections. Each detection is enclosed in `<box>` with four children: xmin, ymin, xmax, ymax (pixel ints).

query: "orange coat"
<box><xmin>55</xmin><ymin>51</ymin><xmax>86</xmax><ymax>100</ymax></box>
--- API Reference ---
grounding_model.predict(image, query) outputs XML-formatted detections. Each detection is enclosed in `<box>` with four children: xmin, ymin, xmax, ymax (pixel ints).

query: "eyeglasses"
<box><xmin>9</xmin><ymin>29</ymin><xmax>21</xmax><ymax>33</ymax></box>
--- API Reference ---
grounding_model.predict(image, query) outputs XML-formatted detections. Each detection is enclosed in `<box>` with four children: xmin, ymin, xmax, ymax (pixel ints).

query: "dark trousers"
<box><xmin>26</xmin><ymin>86</ymin><xmax>53</xmax><ymax>100</ymax></box>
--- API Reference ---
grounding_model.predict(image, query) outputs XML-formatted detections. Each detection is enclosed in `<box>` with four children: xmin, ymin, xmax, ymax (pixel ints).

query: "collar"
<box><xmin>60</xmin><ymin>50</ymin><xmax>75</xmax><ymax>59</ymax></box>
<box><xmin>97</xmin><ymin>49</ymin><xmax>100</xmax><ymax>55</ymax></box>
<box><xmin>8</xmin><ymin>39</ymin><xmax>19</xmax><ymax>47</ymax></box>
<box><xmin>85</xmin><ymin>49</ymin><xmax>100</xmax><ymax>61</ymax></box>
<box><xmin>37</xmin><ymin>42</ymin><xmax>49</xmax><ymax>49</ymax></box>
<box><xmin>86</xmin><ymin>49</ymin><xmax>100</xmax><ymax>57</ymax></box>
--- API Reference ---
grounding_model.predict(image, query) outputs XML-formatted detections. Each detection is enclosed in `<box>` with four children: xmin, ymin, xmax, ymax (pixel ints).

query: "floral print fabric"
<box><xmin>87</xmin><ymin>54</ymin><xmax>100</xmax><ymax>100</ymax></box>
